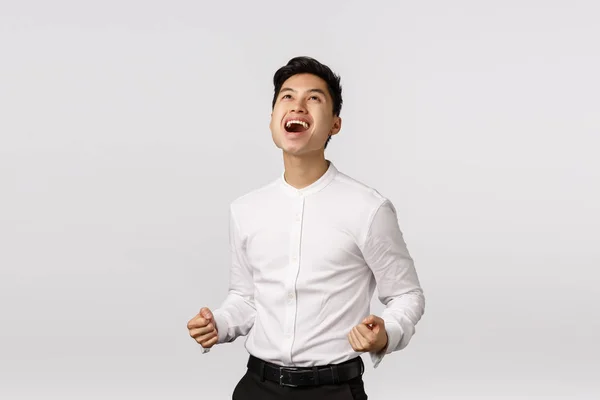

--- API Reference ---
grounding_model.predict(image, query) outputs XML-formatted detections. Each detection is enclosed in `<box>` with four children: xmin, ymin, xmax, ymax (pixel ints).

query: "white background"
<box><xmin>1</xmin><ymin>1</ymin><xmax>599</xmax><ymax>398</ymax></box>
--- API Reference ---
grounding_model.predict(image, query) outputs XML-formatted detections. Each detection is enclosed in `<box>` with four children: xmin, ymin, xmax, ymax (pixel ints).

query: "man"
<box><xmin>187</xmin><ymin>56</ymin><xmax>425</xmax><ymax>399</ymax></box>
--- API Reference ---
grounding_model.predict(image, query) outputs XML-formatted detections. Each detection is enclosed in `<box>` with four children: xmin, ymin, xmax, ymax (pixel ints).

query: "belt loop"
<box><xmin>330</xmin><ymin>365</ymin><xmax>339</xmax><ymax>384</ymax></box>
<box><xmin>259</xmin><ymin>361</ymin><xmax>265</xmax><ymax>382</ymax></box>
<box><xmin>312</xmin><ymin>366</ymin><xmax>319</xmax><ymax>385</ymax></box>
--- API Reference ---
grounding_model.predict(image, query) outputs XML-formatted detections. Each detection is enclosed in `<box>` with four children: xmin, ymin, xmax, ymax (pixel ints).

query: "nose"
<box><xmin>290</xmin><ymin>98</ymin><xmax>307</xmax><ymax>113</ymax></box>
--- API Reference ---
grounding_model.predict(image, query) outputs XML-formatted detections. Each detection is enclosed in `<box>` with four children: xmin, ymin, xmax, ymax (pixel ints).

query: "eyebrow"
<box><xmin>280</xmin><ymin>87</ymin><xmax>328</xmax><ymax>97</ymax></box>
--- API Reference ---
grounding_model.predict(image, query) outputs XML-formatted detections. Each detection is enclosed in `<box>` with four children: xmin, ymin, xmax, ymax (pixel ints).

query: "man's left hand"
<box><xmin>347</xmin><ymin>314</ymin><xmax>388</xmax><ymax>353</ymax></box>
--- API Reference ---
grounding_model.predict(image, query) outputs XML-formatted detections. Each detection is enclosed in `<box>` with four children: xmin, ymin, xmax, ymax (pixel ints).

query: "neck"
<box><xmin>282</xmin><ymin>151</ymin><xmax>330</xmax><ymax>189</ymax></box>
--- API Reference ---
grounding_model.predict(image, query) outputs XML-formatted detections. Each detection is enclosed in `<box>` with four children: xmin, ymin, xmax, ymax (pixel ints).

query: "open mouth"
<box><xmin>284</xmin><ymin>119</ymin><xmax>310</xmax><ymax>133</ymax></box>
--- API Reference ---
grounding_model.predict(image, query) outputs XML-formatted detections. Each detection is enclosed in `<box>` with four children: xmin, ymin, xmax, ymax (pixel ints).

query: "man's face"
<box><xmin>270</xmin><ymin>73</ymin><xmax>341</xmax><ymax>156</ymax></box>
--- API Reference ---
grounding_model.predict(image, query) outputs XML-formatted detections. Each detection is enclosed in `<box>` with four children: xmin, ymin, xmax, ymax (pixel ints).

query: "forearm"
<box><xmin>212</xmin><ymin>290</ymin><xmax>256</xmax><ymax>343</ymax></box>
<box><xmin>380</xmin><ymin>288</ymin><xmax>425</xmax><ymax>353</ymax></box>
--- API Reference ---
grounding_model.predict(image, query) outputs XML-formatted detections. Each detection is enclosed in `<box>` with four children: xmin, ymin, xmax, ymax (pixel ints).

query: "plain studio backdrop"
<box><xmin>1</xmin><ymin>1</ymin><xmax>598</xmax><ymax>399</ymax></box>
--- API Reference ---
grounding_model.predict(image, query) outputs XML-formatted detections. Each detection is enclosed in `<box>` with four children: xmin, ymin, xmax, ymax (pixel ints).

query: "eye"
<box><xmin>281</xmin><ymin>94</ymin><xmax>292</xmax><ymax>99</ymax></box>
<box><xmin>309</xmin><ymin>95</ymin><xmax>321</xmax><ymax>102</ymax></box>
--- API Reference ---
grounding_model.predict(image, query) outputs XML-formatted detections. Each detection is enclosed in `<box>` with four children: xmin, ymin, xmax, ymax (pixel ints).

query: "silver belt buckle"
<box><xmin>279</xmin><ymin>366</ymin><xmax>299</xmax><ymax>387</ymax></box>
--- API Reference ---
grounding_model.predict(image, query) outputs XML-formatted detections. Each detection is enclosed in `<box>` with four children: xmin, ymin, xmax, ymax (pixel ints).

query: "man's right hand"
<box><xmin>187</xmin><ymin>307</ymin><xmax>218</xmax><ymax>349</ymax></box>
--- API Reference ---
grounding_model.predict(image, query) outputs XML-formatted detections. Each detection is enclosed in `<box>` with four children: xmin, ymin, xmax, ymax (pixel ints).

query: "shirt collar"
<box><xmin>279</xmin><ymin>160</ymin><xmax>338</xmax><ymax>197</ymax></box>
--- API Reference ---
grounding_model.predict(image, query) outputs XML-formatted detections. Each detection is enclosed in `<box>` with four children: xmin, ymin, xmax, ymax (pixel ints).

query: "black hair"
<box><xmin>272</xmin><ymin>56</ymin><xmax>342</xmax><ymax>148</ymax></box>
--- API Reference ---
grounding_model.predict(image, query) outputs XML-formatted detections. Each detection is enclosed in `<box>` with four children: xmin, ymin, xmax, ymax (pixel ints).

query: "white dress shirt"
<box><xmin>202</xmin><ymin>161</ymin><xmax>425</xmax><ymax>369</ymax></box>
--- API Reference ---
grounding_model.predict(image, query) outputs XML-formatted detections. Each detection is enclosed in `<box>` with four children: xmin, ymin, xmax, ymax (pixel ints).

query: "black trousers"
<box><xmin>231</xmin><ymin>365</ymin><xmax>369</xmax><ymax>400</ymax></box>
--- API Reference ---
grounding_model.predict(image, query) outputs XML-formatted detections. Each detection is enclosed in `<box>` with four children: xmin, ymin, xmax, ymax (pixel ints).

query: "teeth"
<box><xmin>285</xmin><ymin>120</ymin><xmax>309</xmax><ymax>129</ymax></box>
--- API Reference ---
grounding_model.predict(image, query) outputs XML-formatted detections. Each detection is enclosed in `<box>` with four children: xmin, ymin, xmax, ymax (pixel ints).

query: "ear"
<box><xmin>329</xmin><ymin>116</ymin><xmax>342</xmax><ymax>136</ymax></box>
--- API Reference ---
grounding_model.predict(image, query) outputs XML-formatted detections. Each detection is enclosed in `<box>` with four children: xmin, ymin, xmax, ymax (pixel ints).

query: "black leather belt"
<box><xmin>246</xmin><ymin>355</ymin><xmax>364</xmax><ymax>387</ymax></box>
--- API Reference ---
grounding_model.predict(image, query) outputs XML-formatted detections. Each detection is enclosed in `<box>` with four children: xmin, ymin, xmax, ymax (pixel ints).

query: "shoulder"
<box><xmin>228</xmin><ymin>176</ymin><xmax>280</xmax><ymax>216</ymax></box>
<box><xmin>331</xmin><ymin>169</ymin><xmax>394</xmax><ymax>214</ymax></box>
<box><xmin>326</xmin><ymin>168</ymin><xmax>399</xmax><ymax>242</ymax></box>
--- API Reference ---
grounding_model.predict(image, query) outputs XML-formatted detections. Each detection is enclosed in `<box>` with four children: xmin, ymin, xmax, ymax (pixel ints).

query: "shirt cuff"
<box><xmin>211</xmin><ymin>310</ymin><xmax>230</xmax><ymax>344</ymax></box>
<box><xmin>369</xmin><ymin>320</ymin><xmax>403</xmax><ymax>368</ymax></box>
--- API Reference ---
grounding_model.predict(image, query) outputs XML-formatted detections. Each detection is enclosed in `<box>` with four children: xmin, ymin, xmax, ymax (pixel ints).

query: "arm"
<box><xmin>360</xmin><ymin>199</ymin><xmax>425</xmax><ymax>367</ymax></box>
<box><xmin>201</xmin><ymin>205</ymin><xmax>256</xmax><ymax>353</ymax></box>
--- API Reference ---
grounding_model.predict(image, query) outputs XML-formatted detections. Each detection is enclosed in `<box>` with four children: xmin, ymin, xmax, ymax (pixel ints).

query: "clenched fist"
<box><xmin>348</xmin><ymin>314</ymin><xmax>388</xmax><ymax>354</ymax></box>
<box><xmin>187</xmin><ymin>307</ymin><xmax>218</xmax><ymax>349</ymax></box>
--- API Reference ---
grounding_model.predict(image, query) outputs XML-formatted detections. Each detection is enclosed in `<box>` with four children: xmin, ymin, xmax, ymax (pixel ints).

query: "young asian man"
<box><xmin>187</xmin><ymin>56</ymin><xmax>425</xmax><ymax>400</ymax></box>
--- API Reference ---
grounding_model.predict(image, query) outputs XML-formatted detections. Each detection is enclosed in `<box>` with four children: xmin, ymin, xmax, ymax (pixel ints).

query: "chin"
<box><xmin>274</xmin><ymin>134</ymin><xmax>301</xmax><ymax>150</ymax></box>
<box><xmin>281</xmin><ymin>144</ymin><xmax>305</xmax><ymax>155</ymax></box>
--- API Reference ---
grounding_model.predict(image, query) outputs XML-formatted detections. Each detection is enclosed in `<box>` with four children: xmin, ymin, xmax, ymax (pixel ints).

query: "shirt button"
<box><xmin>288</xmin><ymin>292</ymin><xmax>294</xmax><ymax>300</ymax></box>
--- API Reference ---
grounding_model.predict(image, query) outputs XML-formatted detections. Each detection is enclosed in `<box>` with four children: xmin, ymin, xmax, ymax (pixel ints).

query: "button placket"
<box><xmin>282</xmin><ymin>196</ymin><xmax>305</xmax><ymax>365</ymax></box>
